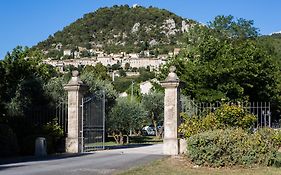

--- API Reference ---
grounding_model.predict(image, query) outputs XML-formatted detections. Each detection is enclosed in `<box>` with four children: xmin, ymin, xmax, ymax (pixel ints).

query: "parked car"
<box><xmin>141</xmin><ymin>123</ymin><xmax>164</xmax><ymax>136</ymax></box>
<box><xmin>141</xmin><ymin>125</ymin><xmax>156</xmax><ymax>136</ymax></box>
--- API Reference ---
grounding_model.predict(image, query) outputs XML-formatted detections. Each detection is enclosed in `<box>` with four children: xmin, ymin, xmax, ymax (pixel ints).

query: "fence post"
<box><xmin>161</xmin><ymin>66</ymin><xmax>180</xmax><ymax>155</ymax></box>
<box><xmin>64</xmin><ymin>70</ymin><xmax>88</xmax><ymax>153</ymax></box>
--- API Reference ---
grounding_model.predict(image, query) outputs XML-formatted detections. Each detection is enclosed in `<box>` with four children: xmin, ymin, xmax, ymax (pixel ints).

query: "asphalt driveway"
<box><xmin>0</xmin><ymin>144</ymin><xmax>164</xmax><ymax>175</ymax></box>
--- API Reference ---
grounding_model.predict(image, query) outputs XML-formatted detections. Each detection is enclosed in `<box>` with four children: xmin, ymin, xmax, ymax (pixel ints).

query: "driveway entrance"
<box><xmin>0</xmin><ymin>144</ymin><xmax>164</xmax><ymax>175</ymax></box>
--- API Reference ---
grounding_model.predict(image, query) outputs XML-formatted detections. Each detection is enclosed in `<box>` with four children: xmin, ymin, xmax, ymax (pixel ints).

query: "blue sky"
<box><xmin>1</xmin><ymin>0</ymin><xmax>281</xmax><ymax>59</ymax></box>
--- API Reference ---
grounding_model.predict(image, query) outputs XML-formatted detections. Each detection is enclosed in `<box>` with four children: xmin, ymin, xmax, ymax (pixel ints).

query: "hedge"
<box><xmin>187</xmin><ymin>128</ymin><xmax>281</xmax><ymax>167</ymax></box>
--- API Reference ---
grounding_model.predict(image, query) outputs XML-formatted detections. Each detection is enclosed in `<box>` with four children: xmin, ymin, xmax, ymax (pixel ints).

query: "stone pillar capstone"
<box><xmin>161</xmin><ymin>66</ymin><xmax>180</xmax><ymax>155</ymax></box>
<box><xmin>64</xmin><ymin>70</ymin><xmax>88</xmax><ymax>153</ymax></box>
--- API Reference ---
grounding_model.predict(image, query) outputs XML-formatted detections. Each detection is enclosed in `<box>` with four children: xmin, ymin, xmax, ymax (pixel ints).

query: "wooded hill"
<box><xmin>35</xmin><ymin>5</ymin><xmax>196</xmax><ymax>58</ymax></box>
<box><xmin>258</xmin><ymin>33</ymin><xmax>281</xmax><ymax>63</ymax></box>
<box><xmin>33</xmin><ymin>5</ymin><xmax>281</xmax><ymax>61</ymax></box>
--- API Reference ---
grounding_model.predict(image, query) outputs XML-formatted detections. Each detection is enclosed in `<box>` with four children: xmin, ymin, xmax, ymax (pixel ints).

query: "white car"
<box><xmin>142</xmin><ymin>125</ymin><xmax>156</xmax><ymax>136</ymax></box>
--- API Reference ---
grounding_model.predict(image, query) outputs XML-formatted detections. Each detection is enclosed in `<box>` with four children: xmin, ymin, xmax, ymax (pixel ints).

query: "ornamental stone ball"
<box><xmin>165</xmin><ymin>66</ymin><xmax>179</xmax><ymax>81</ymax></box>
<box><xmin>67</xmin><ymin>70</ymin><xmax>83</xmax><ymax>85</ymax></box>
<box><xmin>169</xmin><ymin>66</ymin><xmax>176</xmax><ymax>73</ymax></box>
<box><xmin>72</xmin><ymin>70</ymin><xmax>79</xmax><ymax>77</ymax></box>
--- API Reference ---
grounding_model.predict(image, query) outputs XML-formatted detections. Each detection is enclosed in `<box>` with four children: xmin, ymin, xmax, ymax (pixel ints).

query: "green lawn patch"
<box><xmin>117</xmin><ymin>156</ymin><xmax>281</xmax><ymax>175</ymax></box>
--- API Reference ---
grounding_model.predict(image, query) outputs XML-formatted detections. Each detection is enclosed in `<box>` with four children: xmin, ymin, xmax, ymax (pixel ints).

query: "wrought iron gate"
<box><xmin>81</xmin><ymin>91</ymin><xmax>105</xmax><ymax>152</ymax></box>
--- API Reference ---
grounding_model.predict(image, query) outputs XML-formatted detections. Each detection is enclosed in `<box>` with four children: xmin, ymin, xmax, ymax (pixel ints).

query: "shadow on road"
<box><xmin>0</xmin><ymin>143</ymin><xmax>160</xmax><ymax>166</ymax></box>
<box><xmin>0</xmin><ymin>152</ymin><xmax>92</xmax><ymax>166</ymax></box>
<box><xmin>0</xmin><ymin>164</ymin><xmax>27</xmax><ymax>171</ymax></box>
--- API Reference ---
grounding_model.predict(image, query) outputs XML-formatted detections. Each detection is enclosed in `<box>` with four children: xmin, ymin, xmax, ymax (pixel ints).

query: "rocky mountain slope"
<box><xmin>34</xmin><ymin>5</ymin><xmax>196</xmax><ymax>59</ymax></box>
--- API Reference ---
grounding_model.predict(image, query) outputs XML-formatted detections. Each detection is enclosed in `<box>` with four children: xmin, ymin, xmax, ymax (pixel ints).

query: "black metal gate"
<box><xmin>81</xmin><ymin>91</ymin><xmax>105</xmax><ymax>152</ymax></box>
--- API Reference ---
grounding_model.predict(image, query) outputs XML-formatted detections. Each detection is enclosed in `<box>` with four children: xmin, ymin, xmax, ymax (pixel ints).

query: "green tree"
<box><xmin>0</xmin><ymin>61</ymin><xmax>6</xmax><ymax>115</ymax></box>
<box><xmin>43</xmin><ymin>77</ymin><xmax>67</xmax><ymax>104</ymax></box>
<box><xmin>162</xmin><ymin>16</ymin><xmax>281</xmax><ymax>105</ymax></box>
<box><xmin>80</xmin><ymin>69</ymin><xmax>117</xmax><ymax>113</ymax></box>
<box><xmin>81</xmin><ymin>63</ymin><xmax>110</xmax><ymax>80</ymax></box>
<box><xmin>258</xmin><ymin>33</ymin><xmax>281</xmax><ymax>68</ymax></box>
<box><xmin>0</xmin><ymin>46</ymin><xmax>68</xmax><ymax>156</ymax></box>
<box><xmin>118</xmin><ymin>69</ymin><xmax>127</xmax><ymax>77</ymax></box>
<box><xmin>124</xmin><ymin>63</ymin><xmax>130</xmax><ymax>71</ymax></box>
<box><xmin>136</xmin><ymin>68</ymin><xmax>155</xmax><ymax>82</ymax></box>
<box><xmin>126</xmin><ymin>81</ymin><xmax>142</xmax><ymax>101</ymax></box>
<box><xmin>111</xmin><ymin>63</ymin><xmax>121</xmax><ymax>70</ymax></box>
<box><xmin>79</xmin><ymin>50</ymin><xmax>91</xmax><ymax>58</ymax></box>
<box><xmin>46</xmin><ymin>50</ymin><xmax>63</xmax><ymax>60</ymax></box>
<box><xmin>113</xmin><ymin>76</ymin><xmax>136</xmax><ymax>93</ymax></box>
<box><xmin>1</xmin><ymin>46</ymin><xmax>56</xmax><ymax>116</ymax></box>
<box><xmin>108</xmin><ymin>97</ymin><xmax>146</xmax><ymax>144</ymax></box>
<box><xmin>141</xmin><ymin>92</ymin><xmax>164</xmax><ymax>137</ymax></box>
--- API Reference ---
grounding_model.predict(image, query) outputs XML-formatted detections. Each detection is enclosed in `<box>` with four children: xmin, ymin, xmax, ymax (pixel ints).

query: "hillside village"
<box><xmin>43</xmin><ymin>47</ymin><xmax>181</xmax><ymax>73</ymax></box>
<box><xmin>36</xmin><ymin>5</ymin><xmax>193</xmax><ymax>73</ymax></box>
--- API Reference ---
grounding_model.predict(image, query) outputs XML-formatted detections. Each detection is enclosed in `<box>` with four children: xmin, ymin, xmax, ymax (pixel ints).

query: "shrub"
<box><xmin>214</xmin><ymin>104</ymin><xmax>256</xmax><ymax>129</ymax></box>
<box><xmin>179</xmin><ymin>104</ymin><xmax>256</xmax><ymax>138</ymax></box>
<box><xmin>187</xmin><ymin>128</ymin><xmax>280</xmax><ymax>167</ymax></box>
<box><xmin>6</xmin><ymin>116</ymin><xmax>41</xmax><ymax>155</ymax></box>
<box><xmin>0</xmin><ymin>124</ymin><xmax>19</xmax><ymax>157</ymax></box>
<box><xmin>42</xmin><ymin>122</ymin><xmax>64</xmax><ymax>153</ymax></box>
<box><xmin>179</xmin><ymin>113</ymin><xmax>218</xmax><ymax>138</ymax></box>
<box><xmin>42</xmin><ymin>122</ymin><xmax>64</xmax><ymax>139</ymax></box>
<box><xmin>20</xmin><ymin>135</ymin><xmax>38</xmax><ymax>155</ymax></box>
<box><xmin>16</xmin><ymin>121</ymin><xmax>64</xmax><ymax>155</ymax></box>
<box><xmin>272</xmin><ymin>129</ymin><xmax>281</xmax><ymax>147</ymax></box>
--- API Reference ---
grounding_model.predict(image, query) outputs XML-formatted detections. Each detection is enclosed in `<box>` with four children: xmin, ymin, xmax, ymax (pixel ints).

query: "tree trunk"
<box><xmin>119</xmin><ymin>131</ymin><xmax>124</xmax><ymax>144</ymax></box>
<box><xmin>126</xmin><ymin>134</ymin><xmax>129</xmax><ymax>144</ymax></box>
<box><xmin>153</xmin><ymin>120</ymin><xmax>158</xmax><ymax>137</ymax></box>
<box><xmin>159</xmin><ymin>126</ymin><xmax>164</xmax><ymax>139</ymax></box>
<box><xmin>113</xmin><ymin>131</ymin><xmax>120</xmax><ymax>144</ymax></box>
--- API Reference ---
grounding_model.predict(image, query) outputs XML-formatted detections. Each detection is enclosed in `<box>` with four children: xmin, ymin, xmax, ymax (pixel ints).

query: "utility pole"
<box><xmin>131</xmin><ymin>80</ymin><xmax>134</xmax><ymax>101</ymax></box>
<box><xmin>130</xmin><ymin>80</ymin><xmax>134</xmax><ymax>136</ymax></box>
<box><xmin>112</xmin><ymin>71</ymin><xmax>115</xmax><ymax>82</ymax></box>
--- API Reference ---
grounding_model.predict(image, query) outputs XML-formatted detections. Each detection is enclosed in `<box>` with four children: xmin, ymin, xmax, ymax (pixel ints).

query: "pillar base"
<box><xmin>179</xmin><ymin>138</ymin><xmax>187</xmax><ymax>154</ymax></box>
<box><xmin>163</xmin><ymin>138</ymin><xmax>179</xmax><ymax>155</ymax></box>
<box><xmin>65</xmin><ymin>137</ymin><xmax>82</xmax><ymax>153</ymax></box>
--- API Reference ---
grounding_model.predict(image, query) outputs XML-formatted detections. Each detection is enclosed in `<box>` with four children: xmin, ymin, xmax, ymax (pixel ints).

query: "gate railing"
<box><xmin>26</xmin><ymin>102</ymin><xmax>68</xmax><ymax>135</ymax></box>
<box><xmin>54</xmin><ymin>102</ymin><xmax>68</xmax><ymax>136</ymax></box>
<box><xmin>180</xmin><ymin>96</ymin><xmax>276</xmax><ymax>128</ymax></box>
<box><xmin>81</xmin><ymin>90</ymin><xmax>105</xmax><ymax>152</ymax></box>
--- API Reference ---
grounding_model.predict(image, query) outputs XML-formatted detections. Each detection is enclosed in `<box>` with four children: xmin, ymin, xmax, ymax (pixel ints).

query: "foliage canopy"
<box><xmin>108</xmin><ymin>97</ymin><xmax>146</xmax><ymax>144</ymax></box>
<box><xmin>162</xmin><ymin>15</ymin><xmax>281</xmax><ymax>105</ymax></box>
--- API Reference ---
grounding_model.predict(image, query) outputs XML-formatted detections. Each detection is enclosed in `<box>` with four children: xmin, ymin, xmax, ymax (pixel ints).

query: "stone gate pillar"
<box><xmin>64</xmin><ymin>70</ymin><xmax>88</xmax><ymax>153</ymax></box>
<box><xmin>161</xmin><ymin>66</ymin><xmax>180</xmax><ymax>155</ymax></box>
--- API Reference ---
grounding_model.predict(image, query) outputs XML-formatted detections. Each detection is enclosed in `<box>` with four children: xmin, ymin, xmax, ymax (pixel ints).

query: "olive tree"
<box><xmin>108</xmin><ymin>97</ymin><xmax>146</xmax><ymax>144</ymax></box>
<box><xmin>141</xmin><ymin>92</ymin><xmax>164</xmax><ymax>137</ymax></box>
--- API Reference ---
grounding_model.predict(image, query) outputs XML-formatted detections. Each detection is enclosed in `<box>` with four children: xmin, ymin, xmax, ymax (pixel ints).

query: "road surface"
<box><xmin>0</xmin><ymin>144</ymin><xmax>164</xmax><ymax>175</ymax></box>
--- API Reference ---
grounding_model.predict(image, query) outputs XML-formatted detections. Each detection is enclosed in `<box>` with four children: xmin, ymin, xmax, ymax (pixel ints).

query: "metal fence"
<box><xmin>180</xmin><ymin>96</ymin><xmax>278</xmax><ymax>129</ymax></box>
<box><xmin>26</xmin><ymin>102</ymin><xmax>68</xmax><ymax>135</ymax></box>
<box><xmin>54</xmin><ymin>102</ymin><xmax>68</xmax><ymax>135</ymax></box>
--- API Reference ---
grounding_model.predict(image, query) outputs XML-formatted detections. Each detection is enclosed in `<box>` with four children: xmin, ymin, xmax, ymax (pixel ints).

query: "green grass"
<box><xmin>117</xmin><ymin>157</ymin><xmax>281</xmax><ymax>175</ymax></box>
<box><xmin>85</xmin><ymin>136</ymin><xmax>163</xmax><ymax>150</ymax></box>
<box><xmin>105</xmin><ymin>135</ymin><xmax>162</xmax><ymax>145</ymax></box>
<box><xmin>85</xmin><ymin>141</ymin><xmax>119</xmax><ymax>147</ymax></box>
<box><xmin>128</xmin><ymin>135</ymin><xmax>162</xmax><ymax>144</ymax></box>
